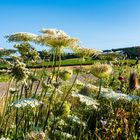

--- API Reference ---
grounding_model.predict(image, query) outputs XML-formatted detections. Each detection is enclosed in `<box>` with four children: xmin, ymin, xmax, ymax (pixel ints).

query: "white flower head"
<box><xmin>67</xmin><ymin>115</ymin><xmax>86</xmax><ymax>127</ymax></box>
<box><xmin>10</xmin><ymin>98</ymin><xmax>42</xmax><ymax>108</ymax></box>
<box><xmin>36</xmin><ymin>28</ymin><xmax>79</xmax><ymax>48</ymax></box>
<box><xmin>40</xmin><ymin>28</ymin><xmax>68</xmax><ymax>37</ymax></box>
<box><xmin>54</xmin><ymin>130</ymin><xmax>76</xmax><ymax>139</ymax></box>
<box><xmin>100</xmin><ymin>90</ymin><xmax>140</xmax><ymax>102</ymax></box>
<box><xmin>72</xmin><ymin>92</ymin><xmax>99</xmax><ymax>109</ymax></box>
<box><xmin>5</xmin><ymin>32</ymin><xmax>37</xmax><ymax>42</ymax></box>
<box><xmin>0</xmin><ymin>137</ymin><xmax>10</xmax><ymax>140</ymax></box>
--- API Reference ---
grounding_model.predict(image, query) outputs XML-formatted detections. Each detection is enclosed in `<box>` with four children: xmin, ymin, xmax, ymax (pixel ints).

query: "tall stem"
<box><xmin>0</xmin><ymin>78</ymin><xmax>13</xmax><ymax>130</ymax></box>
<box><xmin>97</xmin><ymin>78</ymin><xmax>102</xmax><ymax>99</ymax></box>
<box><xmin>56</xmin><ymin>50</ymin><xmax>61</xmax><ymax>82</ymax></box>
<box><xmin>49</xmin><ymin>68</ymin><xmax>80</xmax><ymax>133</ymax></box>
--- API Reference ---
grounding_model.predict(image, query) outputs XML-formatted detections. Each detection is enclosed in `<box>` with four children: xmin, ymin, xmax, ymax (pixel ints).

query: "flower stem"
<box><xmin>97</xmin><ymin>78</ymin><xmax>102</xmax><ymax>99</ymax></box>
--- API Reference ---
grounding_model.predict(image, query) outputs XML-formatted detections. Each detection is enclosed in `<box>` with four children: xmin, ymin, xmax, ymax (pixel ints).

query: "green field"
<box><xmin>0</xmin><ymin>58</ymin><xmax>137</xmax><ymax>69</ymax></box>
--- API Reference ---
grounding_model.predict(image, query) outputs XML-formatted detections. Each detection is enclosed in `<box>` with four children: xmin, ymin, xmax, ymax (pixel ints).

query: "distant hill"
<box><xmin>103</xmin><ymin>46</ymin><xmax>140</xmax><ymax>59</ymax></box>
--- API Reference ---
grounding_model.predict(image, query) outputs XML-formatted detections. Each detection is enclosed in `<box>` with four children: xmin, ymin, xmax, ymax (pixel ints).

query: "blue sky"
<box><xmin>0</xmin><ymin>0</ymin><xmax>140</xmax><ymax>50</ymax></box>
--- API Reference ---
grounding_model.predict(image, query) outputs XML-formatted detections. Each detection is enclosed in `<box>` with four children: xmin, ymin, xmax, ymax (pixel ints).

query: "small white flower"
<box><xmin>6</xmin><ymin>32</ymin><xmax>37</xmax><ymax>42</ymax></box>
<box><xmin>40</xmin><ymin>29</ymin><xmax>68</xmax><ymax>37</ymax></box>
<box><xmin>36</xmin><ymin>28</ymin><xmax>79</xmax><ymax>48</ymax></box>
<box><xmin>10</xmin><ymin>98</ymin><xmax>42</xmax><ymax>108</ymax></box>
<box><xmin>100</xmin><ymin>120</ymin><xmax>107</xmax><ymax>127</ymax></box>
<box><xmin>100</xmin><ymin>90</ymin><xmax>140</xmax><ymax>102</ymax></box>
<box><xmin>71</xmin><ymin>92</ymin><xmax>99</xmax><ymax>109</ymax></box>
<box><xmin>0</xmin><ymin>137</ymin><xmax>10</xmax><ymax>140</ymax></box>
<box><xmin>67</xmin><ymin>115</ymin><xmax>86</xmax><ymax>127</ymax></box>
<box><xmin>75</xmin><ymin>80</ymin><xmax>85</xmax><ymax>86</ymax></box>
<box><xmin>54</xmin><ymin>130</ymin><xmax>76</xmax><ymax>139</ymax></box>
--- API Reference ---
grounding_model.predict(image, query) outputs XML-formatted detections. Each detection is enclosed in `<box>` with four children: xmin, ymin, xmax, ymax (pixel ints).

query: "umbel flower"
<box><xmin>14</xmin><ymin>43</ymin><xmax>40</xmax><ymax>62</ymax></box>
<box><xmin>10</xmin><ymin>60</ymin><xmax>30</xmax><ymax>82</ymax></box>
<box><xmin>71</xmin><ymin>92</ymin><xmax>99</xmax><ymax>109</ymax></box>
<box><xmin>0</xmin><ymin>137</ymin><xmax>10</xmax><ymax>140</ymax></box>
<box><xmin>90</xmin><ymin>63</ymin><xmax>112</xmax><ymax>79</ymax></box>
<box><xmin>5</xmin><ymin>32</ymin><xmax>37</xmax><ymax>42</ymax></box>
<box><xmin>36</xmin><ymin>28</ymin><xmax>79</xmax><ymax>48</ymax></box>
<box><xmin>72</xmin><ymin>45</ymin><xmax>98</xmax><ymax>58</ymax></box>
<box><xmin>10</xmin><ymin>98</ymin><xmax>42</xmax><ymax>108</ymax></box>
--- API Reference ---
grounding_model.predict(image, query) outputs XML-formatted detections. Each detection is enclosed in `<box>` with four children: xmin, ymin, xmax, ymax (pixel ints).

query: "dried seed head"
<box><xmin>129</xmin><ymin>71</ymin><xmax>139</xmax><ymax>91</ymax></box>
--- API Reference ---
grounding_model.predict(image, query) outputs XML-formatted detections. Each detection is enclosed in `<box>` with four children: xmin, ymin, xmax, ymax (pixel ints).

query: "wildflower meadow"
<box><xmin>0</xmin><ymin>29</ymin><xmax>139</xmax><ymax>140</ymax></box>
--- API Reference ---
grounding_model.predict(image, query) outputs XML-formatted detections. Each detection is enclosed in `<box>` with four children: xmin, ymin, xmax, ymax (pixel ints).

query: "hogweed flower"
<box><xmin>67</xmin><ymin>115</ymin><xmax>86</xmax><ymax>127</ymax></box>
<box><xmin>72</xmin><ymin>45</ymin><xmax>98</xmax><ymax>58</ymax></box>
<box><xmin>10</xmin><ymin>60</ymin><xmax>30</xmax><ymax>82</ymax></box>
<box><xmin>100</xmin><ymin>90</ymin><xmax>140</xmax><ymax>102</ymax></box>
<box><xmin>129</xmin><ymin>71</ymin><xmax>139</xmax><ymax>91</ymax></box>
<box><xmin>10</xmin><ymin>98</ymin><xmax>42</xmax><ymax>108</ymax></box>
<box><xmin>36</xmin><ymin>28</ymin><xmax>79</xmax><ymax>48</ymax></box>
<box><xmin>40</xmin><ymin>28</ymin><xmax>68</xmax><ymax>36</ymax></box>
<box><xmin>71</xmin><ymin>92</ymin><xmax>99</xmax><ymax>109</ymax></box>
<box><xmin>14</xmin><ymin>43</ymin><xmax>40</xmax><ymax>62</ymax></box>
<box><xmin>90</xmin><ymin>63</ymin><xmax>112</xmax><ymax>79</ymax></box>
<box><xmin>5</xmin><ymin>32</ymin><xmax>37</xmax><ymax>42</ymax></box>
<box><xmin>14</xmin><ymin>43</ymin><xmax>30</xmax><ymax>55</ymax></box>
<box><xmin>54</xmin><ymin>130</ymin><xmax>76</xmax><ymax>140</ymax></box>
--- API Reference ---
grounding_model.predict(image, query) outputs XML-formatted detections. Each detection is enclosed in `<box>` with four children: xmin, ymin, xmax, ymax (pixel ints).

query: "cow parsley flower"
<box><xmin>75</xmin><ymin>79</ymin><xmax>85</xmax><ymax>86</ymax></box>
<box><xmin>36</xmin><ymin>28</ymin><xmax>79</xmax><ymax>48</ymax></box>
<box><xmin>10</xmin><ymin>60</ymin><xmax>30</xmax><ymax>82</ymax></box>
<box><xmin>67</xmin><ymin>115</ymin><xmax>86</xmax><ymax>127</ymax></box>
<box><xmin>0</xmin><ymin>137</ymin><xmax>10</xmax><ymax>140</ymax></box>
<box><xmin>54</xmin><ymin>130</ymin><xmax>76</xmax><ymax>140</ymax></box>
<box><xmin>10</xmin><ymin>98</ymin><xmax>42</xmax><ymax>108</ymax></box>
<box><xmin>100</xmin><ymin>90</ymin><xmax>140</xmax><ymax>102</ymax></box>
<box><xmin>5</xmin><ymin>32</ymin><xmax>37</xmax><ymax>42</ymax></box>
<box><xmin>71</xmin><ymin>92</ymin><xmax>99</xmax><ymax>109</ymax></box>
<box><xmin>72</xmin><ymin>46</ymin><xmax>98</xmax><ymax>58</ymax></box>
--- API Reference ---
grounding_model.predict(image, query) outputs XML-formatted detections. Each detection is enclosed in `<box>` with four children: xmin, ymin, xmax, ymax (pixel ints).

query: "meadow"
<box><xmin>0</xmin><ymin>29</ymin><xmax>139</xmax><ymax>140</ymax></box>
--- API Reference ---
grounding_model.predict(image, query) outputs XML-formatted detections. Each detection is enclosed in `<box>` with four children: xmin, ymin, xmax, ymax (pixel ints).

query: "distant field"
<box><xmin>0</xmin><ymin>58</ymin><xmax>137</xmax><ymax>82</ymax></box>
<box><xmin>0</xmin><ymin>58</ymin><xmax>137</xmax><ymax>69</ymax></box>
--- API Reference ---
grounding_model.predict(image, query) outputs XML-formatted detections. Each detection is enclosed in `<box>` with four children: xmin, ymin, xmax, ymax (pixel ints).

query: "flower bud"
<box><xmin>59</xmin><ymin>69</ymin><xmax>73</xmax><ymax>81</ymax></box>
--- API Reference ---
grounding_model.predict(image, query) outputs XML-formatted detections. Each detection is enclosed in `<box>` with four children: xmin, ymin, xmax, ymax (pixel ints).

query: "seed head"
<box><xmin>90</xmin><ymin>63</ymin><xmax>112</xmax><ymax>79</ymax></box>
<box><xmin>129</xmin><ymin>71</ymin><xmax>139</xmax><ymax>91</ymax></box>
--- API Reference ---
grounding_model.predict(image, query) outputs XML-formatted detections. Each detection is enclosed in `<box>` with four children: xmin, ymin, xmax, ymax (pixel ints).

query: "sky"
<box><xmin>0</xmin><ymin>0</ymin><xmax>140</xmax><ymax>51</ymax></box>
